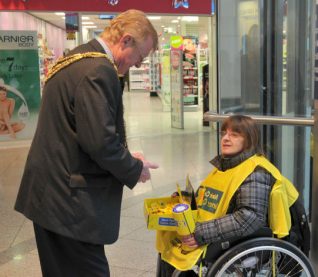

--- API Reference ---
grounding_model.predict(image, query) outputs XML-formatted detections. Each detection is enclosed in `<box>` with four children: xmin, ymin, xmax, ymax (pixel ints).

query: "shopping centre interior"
<box><xmin>1</xmin><ymin>0</ymin><xmax>318</xmax><ymax>275</ymax></box>
<box><xmin>0</xmin><ymin>8</ymin><xmax>215</xmax><ymax>276</ymax></box>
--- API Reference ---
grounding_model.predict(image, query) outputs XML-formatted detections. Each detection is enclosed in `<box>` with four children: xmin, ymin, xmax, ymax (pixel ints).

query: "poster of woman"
<box><xmin>0</xmin><ymin>84</ymin><xmax>25</xmax><ymax>138</ymax></box>
<box><xmin>0</xmin><ymin>30</ymin><xmax>41</xmax><ymax>141</ymax></box>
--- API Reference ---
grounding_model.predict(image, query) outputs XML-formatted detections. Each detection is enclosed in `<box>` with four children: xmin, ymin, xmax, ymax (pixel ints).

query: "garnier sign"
<box><xmin>0</xmin><ymin>31</ymin><xmax>37</xmax><ymax>50</ymax></box>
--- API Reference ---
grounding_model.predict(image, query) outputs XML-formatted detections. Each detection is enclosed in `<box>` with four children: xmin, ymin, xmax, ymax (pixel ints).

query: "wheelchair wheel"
<box><xmin>207</xmin><ymin>237</ymin><xmax>315</xmax><ymax>277</ymax></box>
<box><xmin>172</xmin><ymin>269</ymin><xmax>198</xmax><ymax>276</ymax></box>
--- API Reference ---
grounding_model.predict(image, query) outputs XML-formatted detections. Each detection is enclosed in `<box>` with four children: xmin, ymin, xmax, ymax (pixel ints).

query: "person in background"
<box><xmin>124</xmin><ymin>71</ymin><xmax>130</xmax><ymax>91</ymax></box>
<box><xmin>119</xmin><ymin>74</ymin><xmax>125</xmax><ymax>92</ymax></box>
<box><xmin>157</xmin><ymin>115</ymin><xmax>287</xmax><ymax>276</ymax></box>
<box><xmin>119</xmin><ymin>72</ymin><xmax>130</xmax><ymax>92</ymax></box>
<box><xmin>15</xmin><ymin>9</ymin><xmax>158</xmax><ymax>277</ymax></box>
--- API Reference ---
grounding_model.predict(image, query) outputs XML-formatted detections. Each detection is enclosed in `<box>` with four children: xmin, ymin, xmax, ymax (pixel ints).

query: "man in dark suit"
<box><xmin>15</xmin><ymin>9</ymin><xmax>158</xmax><ymax>277</ymax></box>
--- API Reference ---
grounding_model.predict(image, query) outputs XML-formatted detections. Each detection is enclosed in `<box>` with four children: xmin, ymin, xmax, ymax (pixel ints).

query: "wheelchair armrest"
<box><xmin>247</xmin><ymin>227</ymin><xmax>273</xmax><ymax>238</ymax></box>
<box><xmin>204</xmin><ymin>227</ymin><xmax>273</xmax><ymax>263</ymax></box>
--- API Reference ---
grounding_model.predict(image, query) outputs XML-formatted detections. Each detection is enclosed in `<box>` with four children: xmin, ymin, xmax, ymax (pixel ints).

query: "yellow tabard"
<box><xmin>156</xmin><ymin>155</ymin><xmax>299</xmax><ymax>271</ymax></box>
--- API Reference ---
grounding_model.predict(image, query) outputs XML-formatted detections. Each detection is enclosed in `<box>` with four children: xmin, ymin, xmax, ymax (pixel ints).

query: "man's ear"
<box><xmin>120</xmin><ymin>34</ymin><xmax>134</xmax><ymax>47</ymax></box>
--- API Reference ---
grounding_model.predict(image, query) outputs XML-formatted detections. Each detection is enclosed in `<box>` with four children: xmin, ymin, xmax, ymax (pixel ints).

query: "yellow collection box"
<box><xmin>144</xmin><ymin>196</ymin><xmax>197</xmax><ymax>234</ymax></box>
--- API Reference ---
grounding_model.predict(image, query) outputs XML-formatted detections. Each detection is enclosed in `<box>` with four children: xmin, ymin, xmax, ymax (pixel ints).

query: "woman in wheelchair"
<box><xmin>156</xmin><ymin>115</ymin><xmax>311</xmax><ymax>276</ymax></box>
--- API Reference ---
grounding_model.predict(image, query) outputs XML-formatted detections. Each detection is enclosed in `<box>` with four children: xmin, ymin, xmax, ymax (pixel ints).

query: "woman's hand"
<box><xmin>181</xmin><ymin>234</ymin><xmax>199</xmax><ymax>248</ymax></box>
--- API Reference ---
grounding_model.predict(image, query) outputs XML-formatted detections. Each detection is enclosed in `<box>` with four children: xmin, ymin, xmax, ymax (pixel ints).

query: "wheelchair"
<box><xmin>157</xmin><ymin>236</ymin><xmax>315</xmax><ymax>276</ymax></box>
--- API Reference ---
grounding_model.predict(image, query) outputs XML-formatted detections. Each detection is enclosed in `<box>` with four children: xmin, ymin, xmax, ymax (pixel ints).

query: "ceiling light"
<box><xmin>55</xmin><ymin>12</ymin><xmax>65</xmax><ymax>16</ymax></box>
<box><xmin>181</xmin><ymin>16</ymin><xmax>199</xmax><ymax>22</ymax></box>
<box><xmin>83</xmin><ymin>26</ymin><xmax>97</xmax><ymax>28</ymax></box>
<box><xmin>147</xmin><ymin>16</ymin><xmax>161</xmax><ymax>20</ymax></box>
<box><xmin>82</xmin><ymin>22</ymin><xmax>94</xmax><ymax>25</ymax></box>
<box><xmin>82</xmin><ymin>16</ymin><xmax>90</xmax><ymax>20</ymax></box>
<box><xmin>166</xmin><ymin>27</ymin><xmax>174</xmax><ymax>33</ymax></box>
<box><xmin>171</xmin><ymin>20</ymin><xmax>179</xmax><ymax>23</ymax></box>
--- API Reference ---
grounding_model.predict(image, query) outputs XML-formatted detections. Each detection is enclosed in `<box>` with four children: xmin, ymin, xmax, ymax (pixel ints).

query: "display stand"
<box><xmin>158</xmin><ymin>49</ymin><xmax>171</xmax><ymax>111</ymax></box>
<box><xmin>171</xmin><ymin>49</ymin><xmax>184</xmax><ymax>129</ymax></box>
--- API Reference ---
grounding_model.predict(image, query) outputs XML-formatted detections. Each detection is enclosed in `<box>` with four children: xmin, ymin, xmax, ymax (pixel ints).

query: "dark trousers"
<box><xmin>33</xmin><ymin>223</ymin><xmax>110</xmax><ymax>277</ymax></box>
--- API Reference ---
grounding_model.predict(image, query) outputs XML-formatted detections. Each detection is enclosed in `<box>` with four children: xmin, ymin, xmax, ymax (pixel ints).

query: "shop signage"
<box><xmin>172</xmin><ymin>0</ymin><xmax>189</xmax><ymax>9</ymax></box>
<box><xmin>0</xmin><ymin>0</ymin><xmax>211</xmax><ymax>15</ymax></box>
<box><xmin>108</xmin><ymin>0</ymin><xmax>119</xmax><ymax>6</ymax></box>
<box><xmin>65</xmin><ymin>13</ymin><xmax>79</xmax><ymax>32</ymax></box>
<box><xmin>211</xmin><ymin>0</ymin><xmax>216</xmax><ymax>15</ymax></box>
<box><xmin>0</xmin><ymin>34</ymin><xmax>36</xmax><ymax>49</ymax></box>
<box><xmin>66</xmin><ymin>32</ymin><xmax>76</xmax><ymax>40</ymax></box>
<box><xmin>0</xmin><ymin>30</ymin><xmax>41</xmax><ymax>141</ymax></box>
<box><xmin>65</xmin><ymin>13</ymin><xmax>79</xmax><ymax>40</ymax></box>
<box><xmin>170</xmin><ymin>35</ymin><xmax>183</xmax><ymax>50</ymax></box>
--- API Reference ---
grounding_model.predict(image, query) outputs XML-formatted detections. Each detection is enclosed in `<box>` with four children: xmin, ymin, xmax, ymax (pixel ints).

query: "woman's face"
<box><xmin>0</xmin><ymin>90</ymin><xmax>7</xmax><ymax>101</ymax></box>
<box><xmin>220</xmin><ymin>128</ymin><xmax>245</xmax><ymax>157</ymax></box>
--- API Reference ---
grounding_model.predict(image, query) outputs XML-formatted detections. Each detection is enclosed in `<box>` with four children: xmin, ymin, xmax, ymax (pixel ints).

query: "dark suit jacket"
<box><xmin>15</xmin><ymin>39</ymin><xmax>143</xmax><ymax>244</ymax></box>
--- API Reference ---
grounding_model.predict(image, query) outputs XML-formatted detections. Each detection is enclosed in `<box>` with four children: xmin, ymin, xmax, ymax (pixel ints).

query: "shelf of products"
<box><xmin>182</xmin><ymin>36</ymin><xmax>199</xmax><ymax>110</ymax></box>
<box><xmin>183</xmin><ymin>67</ymin><xmax>198</xmax><ymax>106</ymax></box>
<box><xmin>129</xmin><ymin>62</ymin><xmax>150</xmax><ymax>90</ymax></box>
<box><xmin>149</xmin><ymin>51</ymin><xmax>161</xmax><ymax>95</ymax></box>
<box><xmin>38</xmin><ymin>34</ymin><xmax>55</xmax><ymax>91</ymax></box>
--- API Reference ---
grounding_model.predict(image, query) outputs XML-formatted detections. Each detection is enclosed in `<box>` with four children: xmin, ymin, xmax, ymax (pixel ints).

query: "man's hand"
<box><xmin>132</xmin><ymin>152</ymin><xmax>145</xmax><ymax>161</ymax></box>
<box><xmin>132</xmin><ymin>152</ymin><xmax>159</xmax><ymax>183</ymax></box>
<box><xmin>138</xmin><ymin>160</ymin><xmax>159</xmax><ymax>183</ymax></box>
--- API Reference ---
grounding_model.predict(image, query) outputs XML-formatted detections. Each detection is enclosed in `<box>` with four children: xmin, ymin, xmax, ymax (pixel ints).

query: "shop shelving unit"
<box><xmin>38</xmin><ymin>35</ymin><xmax>55</xmax><ymax>92</ymax></box>
<box><xmin>183</xmin><ymin>65</ymin><xmax>199</xmax><ymax>111</ymax></box>
<box><xmin>129</xmin><ymin>61</ymin><xmax>150</xmax><ymax>91</ymax></box>
<box><xmin>149</xmin><ymin>51</ymin><xmax>161</xmax><ymax>96</ymax></box>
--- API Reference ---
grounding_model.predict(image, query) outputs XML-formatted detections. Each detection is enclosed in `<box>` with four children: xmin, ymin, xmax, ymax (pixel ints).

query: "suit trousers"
<box><xmin>33</xmin><ymin>223</ymin><xmax>110</xmax><ymax>277</ymax></box>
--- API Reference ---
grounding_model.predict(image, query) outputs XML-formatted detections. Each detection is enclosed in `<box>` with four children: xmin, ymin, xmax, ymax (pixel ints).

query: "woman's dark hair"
<box><xmin>0</xmin><ymin>85</ymin><xmax>7</xmax><ymax>92</ymax></box>
<box><xmin>221</xmin><ymin>115</ymin><xmax>264</xmax><ymax>155</ymax></box>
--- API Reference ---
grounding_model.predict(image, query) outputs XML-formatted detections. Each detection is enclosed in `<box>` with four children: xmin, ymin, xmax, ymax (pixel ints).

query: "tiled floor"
<box><xmin>0</xmin><ymin>91</ymin><xmax>217</xmax><ymax>277</ymax></box>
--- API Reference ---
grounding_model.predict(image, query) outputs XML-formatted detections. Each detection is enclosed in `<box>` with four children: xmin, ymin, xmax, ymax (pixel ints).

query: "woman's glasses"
<box><xmin>220</xmin><ymin>131</ymin><xmax>242</xmax><ymax>139</ymax></box>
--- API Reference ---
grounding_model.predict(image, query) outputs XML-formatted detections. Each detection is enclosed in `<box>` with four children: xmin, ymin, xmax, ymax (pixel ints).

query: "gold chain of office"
<box><xmin>45</xmin><ymin>52</ymin><xmax>118</xmax><ymax>83</ymax></box>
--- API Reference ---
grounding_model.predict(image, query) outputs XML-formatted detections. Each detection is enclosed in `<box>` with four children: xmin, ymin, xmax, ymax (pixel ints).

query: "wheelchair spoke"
<box><xmin>207</xmin><ymin>239</ymin><xmax>314</xmax><ymax>277</ymax></box>
<box><xmin>216</xmin><ymin>249</ymin><xmax>310</xmax><ymax>276</ymax></box>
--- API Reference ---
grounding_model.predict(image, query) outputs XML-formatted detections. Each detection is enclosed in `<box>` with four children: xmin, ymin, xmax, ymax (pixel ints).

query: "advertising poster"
<box><xmin>170</xmin><ymin>47</ymin><xmax>184</xmax><ymax>129</ymax></box>
<box><xmin>161</xmin><ymin>49</ymin><xmax>171</xmax><ymax>106</ymax></box>
<box><xmin>0</xmin><ymin>30</ymin><xmax>41</xmax><ymax>141</ymax></box>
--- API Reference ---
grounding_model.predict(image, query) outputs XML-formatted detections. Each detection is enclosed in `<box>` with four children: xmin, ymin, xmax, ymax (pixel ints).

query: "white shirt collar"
<box><xmin>96</xmin><ymin>37</ymin><xmax>114</xmax><ymax>63</ymax></box>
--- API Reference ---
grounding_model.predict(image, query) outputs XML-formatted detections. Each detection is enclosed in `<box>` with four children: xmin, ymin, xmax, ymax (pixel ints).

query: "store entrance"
<box><xmin>77</xmin><ymin>13</ymin><xmax>212</xmax><ymax>129</ymax></box>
